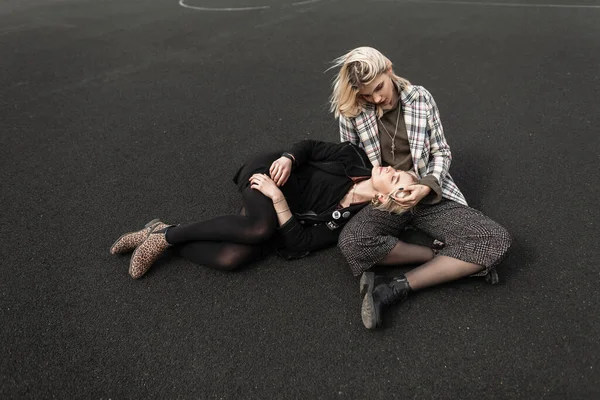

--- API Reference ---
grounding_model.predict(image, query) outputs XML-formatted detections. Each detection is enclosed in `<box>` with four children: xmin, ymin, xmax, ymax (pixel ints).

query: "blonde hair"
<box><xmin>329</xmin><ymin>47</ymin><xmax>411</xmax><ymax>119</ymax></box>
<box><xmin>372</xmin><ymin>171</ymin><xmax>418</xmax><ymax>215</ymax></box>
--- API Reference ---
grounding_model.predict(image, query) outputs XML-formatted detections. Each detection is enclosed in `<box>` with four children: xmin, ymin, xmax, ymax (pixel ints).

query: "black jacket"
<box><xmin>275</xmin><ymin>140</ymin><xmax>372</xmax><ymax>259</ymax></box>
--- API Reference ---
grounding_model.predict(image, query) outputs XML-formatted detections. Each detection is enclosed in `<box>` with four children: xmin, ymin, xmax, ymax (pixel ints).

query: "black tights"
<box><xmin>165</xmin><ymin>188</ymin><xmax>277</xmax><ymax>271</ymax></box>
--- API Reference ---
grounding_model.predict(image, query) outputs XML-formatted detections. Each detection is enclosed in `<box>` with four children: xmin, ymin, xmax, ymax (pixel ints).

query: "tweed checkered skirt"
<box><xmin>338</xmin><ymin>200</ymin><xmax>512</xmax><ymax>277</ymax></box>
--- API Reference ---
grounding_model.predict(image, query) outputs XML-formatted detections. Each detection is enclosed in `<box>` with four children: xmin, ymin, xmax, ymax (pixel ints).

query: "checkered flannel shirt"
<box><xmin>339</xmin><ymin>84</ymin><xmax>467</xmax><ymax>206</ymax></box>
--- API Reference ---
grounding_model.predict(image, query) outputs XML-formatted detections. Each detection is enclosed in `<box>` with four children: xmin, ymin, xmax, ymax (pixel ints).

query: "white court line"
<box><xmin>178</xmin><ymin>0</ymin><xmax>323</xmax><ymax>12</ymax></box>
<box><xmin>292</xmin><ymin>0</ymin><xmax>323</xmax><ymax>5</ymax></box>
<box><xmin>375</xmin><ymin>0</ymin><xmax>600</xmax><ymax>9</ymax></box>
<box><xmin>178</xmin><ymin>0</ymin><xmax>270</xmax><ymax>11</ymax></box>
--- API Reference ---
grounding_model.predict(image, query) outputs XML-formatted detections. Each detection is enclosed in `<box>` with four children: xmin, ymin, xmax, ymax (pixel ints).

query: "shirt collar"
<box><xmin>399</xmin><ymin>83</ymin><xmax>418</xmax><ymax>105</ymax></box>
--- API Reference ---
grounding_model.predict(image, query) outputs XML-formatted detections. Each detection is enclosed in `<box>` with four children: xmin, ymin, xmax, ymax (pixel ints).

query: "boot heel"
<box><xmin>144</xmin><ymin>218</ymin><xmax>161</xmax><ymax>228</ymax></box>
<box><xmin>110</xmin><ymin>219</ymin><xmax>163</xmax><ymax>255</ymax></box>
<box><xmin>360</xmin><ymin>272</ymin><xmax>375</xmax><ymax>296</ymax></box>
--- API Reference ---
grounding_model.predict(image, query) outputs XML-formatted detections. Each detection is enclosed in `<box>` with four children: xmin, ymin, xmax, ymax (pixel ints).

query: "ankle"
<box><xmin>394</xmin><ymin>275</ymin><xmax>413</xmax><ymax>293</ymax></box>
<box><xmin>163</xmin><ymin>224</ymin><xmax>180</xmax><ymax>244</ymax></box>
<box><xmin>153</xmin><ymin>225</ymin><xmax>176</xmax><ymax>244</ymax></box>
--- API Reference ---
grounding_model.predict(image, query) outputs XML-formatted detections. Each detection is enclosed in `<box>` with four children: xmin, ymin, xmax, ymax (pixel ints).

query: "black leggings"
<box><xmin>165</xmin><ymin>188</ymin><xmax>277</xmax><ymax>271</ymax></box>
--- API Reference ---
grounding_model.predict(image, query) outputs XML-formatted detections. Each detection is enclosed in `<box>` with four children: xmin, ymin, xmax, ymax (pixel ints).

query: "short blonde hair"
<box><xmin>372</xmin><ymin>171</ymin><xmax>418</xmax><ymax>215</ymax></box>
<box><xmin>329</xmin><ymin>47</ymin><xmax>411</xmax><ymax>119</ymax></box>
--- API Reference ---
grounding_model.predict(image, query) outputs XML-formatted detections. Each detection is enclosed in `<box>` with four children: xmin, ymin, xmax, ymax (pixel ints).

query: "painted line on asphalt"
<box><xmin>178</xmin><ymin>0</ymin><xmax>270</xmax><ymax>11</ymax></box>
<box><xmin>178</xmin><ymin>0</ymin><xmax>323</xmax><ymax>12</ymax></box>
<box><xmin>292</xmin><ymin>0</ymin><xmax>323</xmax><ymax>5</ymax></box>
<box><xmin>374</xmin><ymin>0</ymin><xmax>600</xmax><ymax>9</ymax></box>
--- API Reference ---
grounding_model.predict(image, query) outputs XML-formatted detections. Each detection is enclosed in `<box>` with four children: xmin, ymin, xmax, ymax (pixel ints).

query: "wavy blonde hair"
<box><xmin>329</xmin><ymin>47</ymin><xmax>411</xmax><ymax>119</ymax></box>
<box><xmin>372</xmin><ymin>171</ymin><xmax>418</xmax><ymax>215</ymax></box>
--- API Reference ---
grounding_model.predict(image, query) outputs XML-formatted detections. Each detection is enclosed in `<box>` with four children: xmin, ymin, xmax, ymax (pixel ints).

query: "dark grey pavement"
<box><xmin>1</xmin><ymin>0</ymin><xmax>599</xmax><ymax>398</ymax></box>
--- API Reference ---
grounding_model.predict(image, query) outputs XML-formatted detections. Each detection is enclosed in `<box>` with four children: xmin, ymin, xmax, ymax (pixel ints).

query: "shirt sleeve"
<box><xmin>423</xmin><ymin>88</ymin><xmax>452</xmax><ymax>185</ymax></box>
<box><xmin>418</xmin><ymin>175</ymin><xmax>442</xmax><ymax>204</ymax></box>
<box><xmin>339</xmin><ymin>116</ymin><xmax>359</xmax><ymax>144</ymax></box>
<box><xmin>277</xmin><ymin>216</ymin><xmax>341</xmax><ymax>257</ymax></box>
<box><xmin>287</xmin><ymin>140</ymin><xmax>349</xmax><ymax>167</ymax></box>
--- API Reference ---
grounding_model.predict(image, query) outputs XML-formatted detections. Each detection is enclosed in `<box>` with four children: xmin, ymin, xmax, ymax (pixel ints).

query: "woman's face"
<box><xmin>358</xmin><ymin>70</ymin><xmax>397</xmax><ymax>110</ymax></box>
<box><xmin>371</xmin><ymin>166</ymin><xmax>416</xmax><ymax>195</ymax></box>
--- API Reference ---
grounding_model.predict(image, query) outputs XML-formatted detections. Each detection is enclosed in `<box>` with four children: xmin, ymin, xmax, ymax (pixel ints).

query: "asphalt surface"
<box><xmin>1</xmin><ymin>0</ymin><xmax>599</xmax><ymax>398</ymax></box>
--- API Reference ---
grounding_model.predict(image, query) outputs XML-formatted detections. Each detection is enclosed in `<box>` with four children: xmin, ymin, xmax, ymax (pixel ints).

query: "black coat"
<box><xmin>275</xmin><ymin>140</ymin><xmax>372</xmax><ymax>259</ymax></box>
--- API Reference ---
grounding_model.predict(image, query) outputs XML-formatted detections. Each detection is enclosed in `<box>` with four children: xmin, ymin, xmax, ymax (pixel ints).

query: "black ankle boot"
<box><xmin>359</xmin><ymin>272</ymin><xmax>411</xmax><ymax>330</ymax></box>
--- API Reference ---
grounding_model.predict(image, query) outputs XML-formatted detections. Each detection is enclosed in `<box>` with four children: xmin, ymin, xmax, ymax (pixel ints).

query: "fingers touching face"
<box><xmin>372</xmin><ymin>166</ymin><xmax>416</xmax><ymax>195</ymax></box>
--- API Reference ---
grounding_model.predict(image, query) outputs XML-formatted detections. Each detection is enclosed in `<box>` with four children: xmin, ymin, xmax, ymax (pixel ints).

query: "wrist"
<box><xmin>421</xmin><ymin>184</ymin><xmax>431</xmax><ymax>195</ymax></box>
<box><xmin>272</xmin><ymin>195</ymin><xmax>285</xmax><ymax>204</ymax></box>
<box><xmin>281</xmin><ymin>152</ymin><xmax>296</xmax><ymax>165</ymax></box>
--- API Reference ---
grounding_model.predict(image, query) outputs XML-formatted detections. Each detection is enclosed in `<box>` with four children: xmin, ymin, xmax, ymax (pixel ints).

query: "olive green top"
<box><xmin>378</xmin><ymin>100</ymin><xmax>442</xmax><ymax>204</ymax></box>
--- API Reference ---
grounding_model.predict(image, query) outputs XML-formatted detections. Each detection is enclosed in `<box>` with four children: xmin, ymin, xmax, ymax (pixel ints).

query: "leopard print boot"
<box><xmin>110</xmin><ymin>219</ymin><xmax>163</xmax><ymax>255</ymax></box>
<box><xmin>129</xmin><ymin>223</ymin><xmax>172</xmax><ymax>279</ymax></box>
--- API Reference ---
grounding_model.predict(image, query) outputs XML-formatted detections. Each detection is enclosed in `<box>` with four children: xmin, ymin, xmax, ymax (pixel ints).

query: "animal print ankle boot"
<box><xmin>110</xmin><ymin>219</ymin><xmax>163</xmax><ymax>255</ymax></box>
<box><xmin>128</xmin><ymin>223</ymin><xmax>172</xmax><ymax>279</ymax></box>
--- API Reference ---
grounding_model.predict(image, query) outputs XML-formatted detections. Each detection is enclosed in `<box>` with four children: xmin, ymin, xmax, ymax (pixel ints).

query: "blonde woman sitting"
<box><xmin>329</xmin><ymin>47</ymin><xmax>512</xmax><ymax>330</ymax></box>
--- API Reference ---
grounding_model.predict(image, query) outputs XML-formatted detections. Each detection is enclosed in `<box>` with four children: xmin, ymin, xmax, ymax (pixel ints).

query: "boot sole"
<box><xmin>360</xmin><ymin>272</ymin><xmax>379</xmax><ymax>330</ymax></box>
<box><xmin>359</xmin><ymin>272</ymin><xmax>374</xmax><ymax>296</ymax></box>
<box><xmin>109</xmin><ymin>218</ymin><xmax>161</xmax><ymax>254</ymax></box>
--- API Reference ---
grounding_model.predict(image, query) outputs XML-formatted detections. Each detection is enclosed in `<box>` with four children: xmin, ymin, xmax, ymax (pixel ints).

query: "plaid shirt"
<box><xmin>339</xmin><ymin>84</ymin><xmax>467</xmax><ymax>205</ymax></box>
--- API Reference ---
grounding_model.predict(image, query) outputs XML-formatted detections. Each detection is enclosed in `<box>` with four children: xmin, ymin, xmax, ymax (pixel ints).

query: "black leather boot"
<box><xmin>359</xmin><ymin>272</ymin><xmax>411</xmax><ymax>330</ymax></box>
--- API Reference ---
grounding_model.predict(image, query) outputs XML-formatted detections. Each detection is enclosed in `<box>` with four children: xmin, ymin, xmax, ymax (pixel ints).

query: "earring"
<box><xmin>371</xmin><ymin>195</ymin><xmax>382</xmax><ymax>206</ymax></box>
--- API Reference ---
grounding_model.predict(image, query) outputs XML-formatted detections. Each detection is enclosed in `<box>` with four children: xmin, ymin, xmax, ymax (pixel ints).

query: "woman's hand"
<box><xmin>249</xmin><ymin>173</ymin><xmax>284</xmax><ymax>200</ymax></box>
<box><xmin>395</xmin><ymin>184</ymin><xmax>431</xmax><ymax>208</ymax></box>
<box><xmin>269</xmin><ymin>156</ymin><xmax>293</xmax><ymax>187</ymax></box>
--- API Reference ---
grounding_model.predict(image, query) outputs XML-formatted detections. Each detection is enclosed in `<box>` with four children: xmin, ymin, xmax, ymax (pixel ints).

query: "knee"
<box><xmin>337</xmin><ymin>234</ymin><xmax>354</xmax><ymax>258</ymax></box>
<box><xmin>244</xmin><ymin>220</ymin><xmax>275</xmax><ymax>244</ymax></box>
<box><xmin>215</xmin><ymin>252</ymin><xmax>245</xmax><ymax>271</ymax></box>
<box><xmin>472</xmin><ymin>223</ymin><xmax>512</xmax><ymax>263</ymax></box>
<box><xmin>338</xmin><ymin>224</ymin><xmax>382</xmax><ymax>258</ymax></box>
<box><xmin>491</xmin><ymin>224</ymin><xmax>512</xmax><ymax>255</ymax></box>
<box><xmin>338</xmin><ymin>224</ymin><xmax>367</xmax><ymax>255</ymax></box>
<box><xmin>339</xmin><ymin>219</ymin><xmax>376</xmax><ymax>245</ymax></box>
<box><xmin>247</xmin><ymin>221</ymin><xmax>275</xmax><ymax>244</ymax></box>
